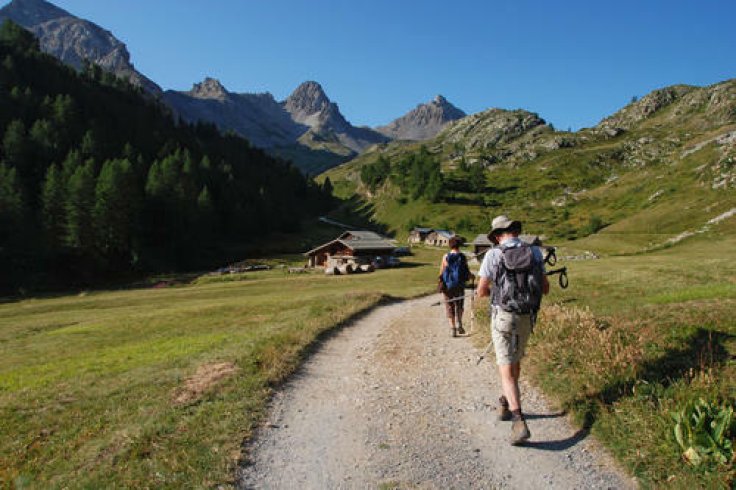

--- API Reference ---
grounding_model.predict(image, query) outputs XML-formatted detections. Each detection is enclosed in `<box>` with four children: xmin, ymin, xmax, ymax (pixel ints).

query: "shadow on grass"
<box><xmin>393</xmin><ymin>262</ymin><xmax>423</xmax><ymax>269</ymax></box>
<box><xmin>326</xmin><ymin>195</ymin><xmax>391</xmax><ymax>237</ymax></box>
<box><xmin>571</xmin><ymin>327</ymin><xmax>735</xmax><ymax>429</ymax></box>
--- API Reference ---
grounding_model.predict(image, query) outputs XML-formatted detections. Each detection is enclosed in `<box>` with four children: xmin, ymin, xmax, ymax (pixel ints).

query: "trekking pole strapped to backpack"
<box><xmin>545</xmin><ymin>267</ymin><xmax>569</xmax><ymax>289</ymax></box>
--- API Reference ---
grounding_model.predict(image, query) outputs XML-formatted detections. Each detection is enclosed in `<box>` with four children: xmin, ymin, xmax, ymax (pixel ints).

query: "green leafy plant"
<box><xmin>671</xmin><ymin>398</ymin><xmax>735</xmax><ymax>467</ymax></box>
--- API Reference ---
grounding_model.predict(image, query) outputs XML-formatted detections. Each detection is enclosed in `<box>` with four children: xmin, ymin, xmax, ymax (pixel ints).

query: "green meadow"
<box><xmin>2</xmin><ymin>226</ymin><xmax>735</xmax><ymax>488</ymax></box>
<box><xmin>0</xmin><ymin>248</ymin><xmax>443</xmax><ymax>488</ymax></box>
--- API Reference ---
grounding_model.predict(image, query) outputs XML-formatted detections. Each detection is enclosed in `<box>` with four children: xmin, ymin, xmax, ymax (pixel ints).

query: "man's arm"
<box><xmin>477</xmin><ymin>276</ymin><xmax>491</xmax><ymax>298</ymax></box>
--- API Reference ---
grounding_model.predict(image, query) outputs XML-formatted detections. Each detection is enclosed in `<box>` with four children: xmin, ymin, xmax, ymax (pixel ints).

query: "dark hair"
<box><xmin>449</xmin><ymin>237</ymin><xmax>461</xmax><ymax>249</ymax></box>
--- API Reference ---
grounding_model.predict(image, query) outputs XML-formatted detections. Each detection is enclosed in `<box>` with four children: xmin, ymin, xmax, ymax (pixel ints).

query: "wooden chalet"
<box><xmin>407</xmin><ymin>227</ymin><xmax>433</xmax><ymax>244</ymax></box>
<box><xmin>304</xmin><ymin>231</ymin><xmax>396</xmax><ymax>270</ymax></box>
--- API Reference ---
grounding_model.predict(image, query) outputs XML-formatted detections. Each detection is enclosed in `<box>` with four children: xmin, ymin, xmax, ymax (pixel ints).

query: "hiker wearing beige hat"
<box><xmin>477</xmin><ymin>215</ymin><xmax>550</xmax><ymax>445</ymax></box>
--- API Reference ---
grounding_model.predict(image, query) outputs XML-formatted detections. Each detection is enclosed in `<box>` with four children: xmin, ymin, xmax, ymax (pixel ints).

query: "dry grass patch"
<box><xmin>172</xmin><ymin>362</ymin><xmax>239</xmax><ymax>406</ymax></box>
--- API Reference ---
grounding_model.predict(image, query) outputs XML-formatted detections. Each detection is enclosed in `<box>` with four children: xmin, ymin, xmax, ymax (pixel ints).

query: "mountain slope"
<box><xmin>0</xmin><ymin>0</ymin><xmax>161</xmax><ymax>93</ymax></box>
<box><xmin>377</xmin><ymin>95</ymin><xmax>466</xmax><ymax>141</ymax></box>
<box><xmin>324</xmin><ymin>79</ymin><xmax>736</xmax><ymax>254</ymax></box>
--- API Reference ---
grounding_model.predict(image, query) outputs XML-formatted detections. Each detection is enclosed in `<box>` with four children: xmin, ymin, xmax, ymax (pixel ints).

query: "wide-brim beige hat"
<box><xmin>488</xmin><ymin>215</ymin><xmax>521</xmax><ymax>237</ymax></box>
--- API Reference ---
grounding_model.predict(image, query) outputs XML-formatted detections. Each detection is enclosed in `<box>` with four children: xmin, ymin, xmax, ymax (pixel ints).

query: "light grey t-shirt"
<box><xmin>478</xmin><ymin>237</ymin><xmax>545</xmax><ymax>283</ymax></box>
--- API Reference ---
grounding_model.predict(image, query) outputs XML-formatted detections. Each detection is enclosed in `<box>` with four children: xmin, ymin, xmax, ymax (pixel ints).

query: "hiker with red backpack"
<box><xmin>477</xmin><ymin>215</ymin><xmax>550</xmax><ymax>445</ymax></box>
<box><xmin>438</xmin><ymin>236</ymin><xmax>473</xmax><ymax>337</ymax></box>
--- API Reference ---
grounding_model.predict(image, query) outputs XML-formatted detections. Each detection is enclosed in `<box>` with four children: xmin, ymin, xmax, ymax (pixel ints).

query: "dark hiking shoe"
<box><xmin>510</xmin><ymin>419</ymin><xmax>530</xmax><ymax>445</ymax></box>
<box><xmin>451</xmin><ymin>327</ymin><xmax>457</xmax><ymax>337</ymax></box>
<box><xmin>498</xmin><ymin>396</ymin><xmax>512</xmax><ymax>421</ymax></box>
<box><xmin>457</xmin><ymin>325</ymin><xmax>466</xmax><ymax>335</ymax></box>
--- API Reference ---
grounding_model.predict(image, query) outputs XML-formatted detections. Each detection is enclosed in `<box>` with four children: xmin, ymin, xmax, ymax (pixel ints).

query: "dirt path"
<box><xmin>238</xmin><ymin>295</ymin><xmax>634</xmax><ymax>489</ymax></box>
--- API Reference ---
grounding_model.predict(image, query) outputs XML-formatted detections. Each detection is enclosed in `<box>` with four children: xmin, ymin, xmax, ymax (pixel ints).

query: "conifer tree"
<box><xmin>61</xmin><ymin>149</ymin><xmax>83</xmax><ymax>182</ymax></box>
<box><xmin>65</xmin><ymin>161</ymin><xmax>95</xmax><ymax>250</ymax></box>
<box><xmin>469</xmin><ymin>163</ymin><xmax>486</xmax><ymax>194</ymax></box>
<box><xmin>0</xmin><ymin>163</ymin><xmax>23</xmax><ymax>236</ymax></box>
<box><xmin>3</xmin><ymin>119</ymin><xmax>27</xmax><ymax>169</ymax></box>
<box><xmin>196</xmin><ymin>185</ymin><xmax>217</xmax><ymax>237</ymax></box>
<box><xmin>41</xmin><ymin>164</ymin><xmax>66</xmax><ymax>246</ymax></box>
<box><xmin>93</xmin><ymin>158</ymin><xmax>138</xmax><ymax>263</ymax></box>
<box><xmin>322</xmin><ymin>176</ymin><xmax>333</xmax><ymax>196</ymax></box>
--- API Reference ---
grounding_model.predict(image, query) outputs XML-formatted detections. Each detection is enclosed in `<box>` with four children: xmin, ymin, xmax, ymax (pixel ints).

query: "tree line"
<box><xmin>0</xmin><ymin>21</ymin><xmax>333</xmax><ymax>293</ymax></box>
<box><xmin>360</xmin><ymin>147</ymin><xmax>443</xmax><ymax>202</ymax></box>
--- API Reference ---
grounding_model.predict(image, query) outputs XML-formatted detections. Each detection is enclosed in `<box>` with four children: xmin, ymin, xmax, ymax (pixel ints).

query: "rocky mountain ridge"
<box><xmin>164</xmin><ymin>79</ymin><xmax>389</xmax><ymax>165</ymax></box>
<box><xmin>0</xmin><ymin>0</ymin><xmax>161</xmax><ymax>93</ymax></box>
<box><xmin>163</xmin><ymin>78</ymin><xmax>305</xmax><ymax>150</ymax></box>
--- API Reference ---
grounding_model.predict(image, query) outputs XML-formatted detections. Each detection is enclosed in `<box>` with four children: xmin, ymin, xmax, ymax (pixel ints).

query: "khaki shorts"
<box><xmin>443</xmin><ymin>286</ymin><xmax>464</xmax><ymax>320</ymax></box>
<box><xmin>491</xmin><ymin>308</ymin><xmax>532</xmax><ymax>365</ymax></box>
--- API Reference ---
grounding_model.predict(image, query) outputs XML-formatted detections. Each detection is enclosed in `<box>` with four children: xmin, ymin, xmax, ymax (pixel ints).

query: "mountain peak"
<box><xmin>189</xmin><ymin>77</ymin><xmax>229</xmax><ymax>100</ymax></box>
<box><xmin>284</xmin><ymin>81</ymin><xmax>331</xmax><ymax>116</ymax></box>
<box><xmin>0</xmin><ymin>0</ymin><xmax>72</xmax><ymax>25</ymax></box>
<box><xmin>377</xmin><ymin>95</ymin><xmax>466</xmax><ymax>141</ymax></box>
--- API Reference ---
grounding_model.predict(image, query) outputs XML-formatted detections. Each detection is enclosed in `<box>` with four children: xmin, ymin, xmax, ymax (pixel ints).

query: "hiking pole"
<box><xmin>476</xmin><ymin>339</ymin><xmax>494</xmax><ymax>365</ymax></box>
<box><xmin>544</xmin><ymin>246</ymin><xmax>557</xmax><ymax>266</ymax></box>
<box><xmin>429</xmin><ymin>295</ymin><xmax>471</xmax><ymax>306</ymax></box>
<box><xmin>469</xmin><ymin>277</ymin><xmax>476</xmax><ymax>335</ymax></box>
<box><xmin>546</xmin><ymin>267</ymin><xmax>569</xmax><ymax>289</ymax></box>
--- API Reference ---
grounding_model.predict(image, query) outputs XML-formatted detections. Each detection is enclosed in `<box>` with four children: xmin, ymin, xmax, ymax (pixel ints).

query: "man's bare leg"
<box><xmin>498</xmin><ymin>363</ymin><xmax>522</xmax><ymax>411</ymax></box>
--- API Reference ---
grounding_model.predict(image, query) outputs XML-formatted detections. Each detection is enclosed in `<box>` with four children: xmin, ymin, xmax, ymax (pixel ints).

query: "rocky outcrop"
<box><xmin>0</xmin><ymin>0</ymin><xmax>161</xmax><ymax>93</ymax></box>
<box><xmin>439</xmin><ymin>108</ymin><xmax>547</xmax><ymax>150</ymax></box>
<box><xmin>596</xmin><ymin>85</ymin><xmax>695</xmax><ymax>132</ymax></box>
<box><xmin>377</xmin><ymin>95</ymin><xmax>466</xmax><ymax>141</ymax></box>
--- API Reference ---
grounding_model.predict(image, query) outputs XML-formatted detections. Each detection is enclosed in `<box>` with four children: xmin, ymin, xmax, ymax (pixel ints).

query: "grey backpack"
<box><xmin>493</xmin><ymin>243</ymin><xmax>544</xmax><ymax>318</ymax></box>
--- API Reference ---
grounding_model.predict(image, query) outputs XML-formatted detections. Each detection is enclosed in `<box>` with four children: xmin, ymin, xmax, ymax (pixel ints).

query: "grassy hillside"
<box><xmin>322</xmin><ymin>80</ymin><xmax>736</xmax><ymax>252</ymax></box>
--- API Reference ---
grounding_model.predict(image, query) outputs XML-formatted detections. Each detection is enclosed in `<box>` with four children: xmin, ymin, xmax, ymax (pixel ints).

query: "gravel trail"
<box><xmin>238</xmin><ymin>294</ymin><xmax>634</xmax><ymax>489</ymax></box>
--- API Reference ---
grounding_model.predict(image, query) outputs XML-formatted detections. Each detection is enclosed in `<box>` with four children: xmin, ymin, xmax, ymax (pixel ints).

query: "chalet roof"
<box><xmin>338</xmin><ymin>231</ymin><xmax>395</xmax><ymax>250</ymax></box>
<box><xmin>472</xmin><ymin>234</ymin><xmax>492</xmax><ymax>246</ymax></box>
<box><xmin>430</xmin><ymin>229</ymin><xmax>455</xmax><ymax>239</ymax></box>
<box><xmin>305</xmin><ymin>230</ymin><xmax>396</xmax><ymax>256</ymax></box>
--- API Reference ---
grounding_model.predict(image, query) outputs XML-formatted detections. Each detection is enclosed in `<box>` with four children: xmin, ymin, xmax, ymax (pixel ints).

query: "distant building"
<box><xmin>304</xmin><ymin>231</ymin><xmax>396</xmax><ymax>269</ymax></box>
<box><xmin>472</xmin><ymin>234</ymin><xmax>493</xmax><ymax>258</ymax></box>
<box><xmin>425</xmin><ymin>230</ymin><xmax>464</xmax><ymax>247</ymax></box>
<box><xmin>408</xmin><ymin>227</ymin><xmax>433</xmax><ymax>244</ymax></box>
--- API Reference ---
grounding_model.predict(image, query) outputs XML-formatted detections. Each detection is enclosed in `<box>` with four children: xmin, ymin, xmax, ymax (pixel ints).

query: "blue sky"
<box><xmin>47</xmin><ymin>0</ymin><xmax>736</xmax><ymax>130</ymax></box>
